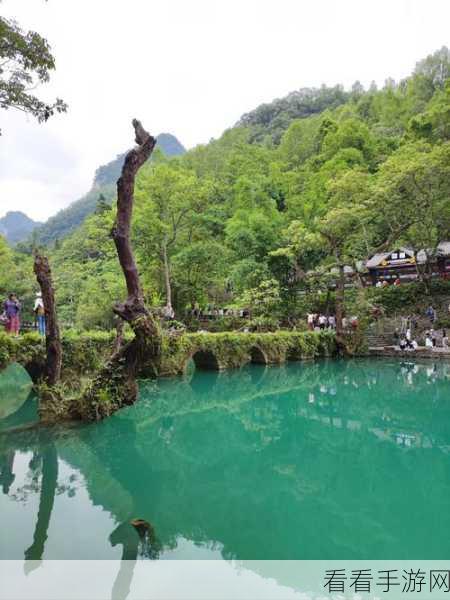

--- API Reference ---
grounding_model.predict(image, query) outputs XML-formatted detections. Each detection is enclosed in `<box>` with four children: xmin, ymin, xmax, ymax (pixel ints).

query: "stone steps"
<box><xmin>366</xmin><ymin>332</ymin><xmax>396</xmax><ymax>348</ymax></box>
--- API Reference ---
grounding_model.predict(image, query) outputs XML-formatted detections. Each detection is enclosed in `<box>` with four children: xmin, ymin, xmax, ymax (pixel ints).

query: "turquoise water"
<box><xmin>1</xmin><ymin>358</ymin><xmax>450</xmax><ymax>561</ymax></box>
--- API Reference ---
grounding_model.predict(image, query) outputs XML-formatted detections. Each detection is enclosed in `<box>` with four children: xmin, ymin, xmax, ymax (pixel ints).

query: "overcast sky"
<box><xmin>0</xmin><ymin>0</ymin><xmax>449</xmax><ymax>222</ymax></box>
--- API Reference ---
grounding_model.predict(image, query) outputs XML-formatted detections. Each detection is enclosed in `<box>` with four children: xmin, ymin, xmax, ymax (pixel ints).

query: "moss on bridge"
<box><xmin>0</xmin><ymin>329</ymin><xmax>336</xmax><ymax>422</ymax></box>
<box><xmin>0</xmin><ymin>329</ymin><xmax>336</xmax><ymax>382</ymax></box>
<box><xmin>160</xmin><ymin>330</ymin><xmax>336</xmax><ymax>375</ymax></box>
<box><xmin>0</xmin><ymin>330</ymin><xmax>117</xmax><ymax>383</ymax></box>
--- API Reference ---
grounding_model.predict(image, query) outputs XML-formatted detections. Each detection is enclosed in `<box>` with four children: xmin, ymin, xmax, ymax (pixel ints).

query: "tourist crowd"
<box><xmin>2</xmin><ymin>292</ymin><xmax>449</xmax><ymax>353</ymax></box>
<box><xmin>394</xmin><ymin>304</ymin><xmax>449</xmax><ymax>351</ymax></box>
<box><xmin>1</xmin><ymin>292</ymin><xmax>46</xmax><ymax>337</ymax></box>
<box><xmin>306</xmin><ymin>313</ymin><xmax>358</xmax><ymax>331</ymax></box>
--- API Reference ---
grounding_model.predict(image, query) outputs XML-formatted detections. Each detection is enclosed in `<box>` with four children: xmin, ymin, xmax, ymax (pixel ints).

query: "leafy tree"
<box><xmin>317</xmin><ymin>204</ymin><xmax>366</xmax><ymax>336</ymax></box>
<box><xmin>134</xmin><ymin>163</ymin><xmax>210</xmax><ymax>313</ymax></box>
<box><xmin>0</xmin><ymin>10</ymin><xmax>66</xmax><ymax>132</ymax></box>
<box><xmin>372</xmin><ymin>141</ymin><xmax>450</xmax><ymax>288</ymax></box>
<box><xmin>172</xmin><ymin>240</ymin><xmax>229</xmax><ymax>309</ymax></box>
<box><xmin>225</xmin><ymin>175</ymin><xmax>282</xmax><ymax>291</ymax></box>
<box><xmin>278</xmin><ymin>116</ymin><xmax>321</xmax><ymax>167</ymax></box>
<box><xmin>240</xmin><ymin>279</ymin><xmax>282</xmax><ymax>330</ymax></box>
<box><xmin>8</xmin><ymin>47</ymin><xmax>449</xmax><ymax>335</ymax></box>
<box><xmin>409</xmin><ymin>80</ymin><xmax>450</xmax><ymax>142</ymax></box>
<box><xmin>94</xmin><ymin>194</ymin><xmax>111</xmax><ymax>215</ymax></box>
<box><xmin>411</xmin><ymin>46</ymin><xmax>450</xmax><ymax>101</ymax></box>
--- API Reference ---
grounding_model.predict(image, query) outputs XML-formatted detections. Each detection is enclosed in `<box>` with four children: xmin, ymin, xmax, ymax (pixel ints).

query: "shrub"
<box><xmin>367</xmin><ymin>280</ymin><xmax>450</xmax><ymax>313</ymax></box>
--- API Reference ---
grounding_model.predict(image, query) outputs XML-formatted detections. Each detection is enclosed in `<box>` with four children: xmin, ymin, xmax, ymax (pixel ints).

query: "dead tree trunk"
<box><xmin>79</xmin><ymin>120</ymin><xmax>161</xmax><ymax>421</ymax></box>
<box><xmin>161</xmin><ymin>238</ymin><xmax>173</xmax><ymax>313</ymax></box>
<box><xmin>111</xmin><ymin>318</ymin><xmax>125</xmax><ymax>357</ymax></box>
<box><xmin>335</xmin><ymin>263</ymin><xmax>345</xmax><ymax>342</ymax></box>
<box><xmin>33</xmin><ymin>254</ymin><xmax>62</xmax><ymax>386</ymax></box>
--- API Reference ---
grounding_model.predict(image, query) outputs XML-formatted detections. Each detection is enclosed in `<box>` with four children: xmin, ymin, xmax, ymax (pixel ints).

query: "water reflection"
<box><xmin>1</xmin><ymin>358</ymin><xmax>450</xmax><ymax>569</ymax></box>
<box><xmin>0</xmin><ymin>447</ymin><xmax>15</xmax><ymax>493</ymax></box>
<box><xmin>24</xmin><ymin>444</ymin><xmax>58</xmax><ymax>563</ymax></box>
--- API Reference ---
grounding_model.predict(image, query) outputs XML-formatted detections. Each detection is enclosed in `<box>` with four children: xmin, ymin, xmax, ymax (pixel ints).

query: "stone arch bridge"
<box><xmin>0</xmin><ymin>330</ymin><xmax>336</xmax><ymax>383</ymax></box>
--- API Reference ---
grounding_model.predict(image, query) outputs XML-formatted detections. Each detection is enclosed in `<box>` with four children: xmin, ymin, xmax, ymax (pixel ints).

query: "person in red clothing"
<box><xmin>3</xmin><ymin>293</ymin><xmax>21</xmax><ymax>336</ymax></box>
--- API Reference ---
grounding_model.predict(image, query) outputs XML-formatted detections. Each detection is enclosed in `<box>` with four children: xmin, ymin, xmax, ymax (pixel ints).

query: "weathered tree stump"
<box><xmin>33</xmin><ymin>254</ymin><xmax>62</xmax><ymax>386</ymax></box>
<box><xmin>78</xmin><ymin>120</ymin><xmax>162</xmax><ymax>421</ymax></box>
<box><xmin>33</xmin><ymin>253</ymin><xmax>67</xmax><ymax>421</ymax></box>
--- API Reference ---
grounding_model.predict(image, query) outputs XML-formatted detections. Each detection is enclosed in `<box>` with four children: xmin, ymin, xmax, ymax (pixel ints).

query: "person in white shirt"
<box><xmin>34</xmin><ymin>292</ymin><xmax>46</xmax><ymax>336</ymax></box>
<box><xmin>442</xmin><ymin>330</ymin><xmax>448</xmax><ymax>349</ymax></box>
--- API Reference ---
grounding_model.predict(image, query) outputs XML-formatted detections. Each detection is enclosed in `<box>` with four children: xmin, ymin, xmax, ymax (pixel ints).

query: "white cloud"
<box><xmin>1</xmin><ymin>0</ymin><xmax>449</xmax><ymax>221</ymax></box>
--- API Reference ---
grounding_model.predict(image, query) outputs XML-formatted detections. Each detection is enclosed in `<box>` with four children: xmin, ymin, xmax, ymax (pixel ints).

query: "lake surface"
<box><xmin>1</xmin><ymin>358</ymin><xmax>450</xmax><ymax>561</ymax></box>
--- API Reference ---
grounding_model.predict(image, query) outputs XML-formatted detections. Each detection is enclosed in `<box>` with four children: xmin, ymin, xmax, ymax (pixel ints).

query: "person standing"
<box><xmin>430</xmin><ymin>328</ymin><xmax>437</xmax><ymax>347</ymax></box>
<box><xmin>426</xmin><ymin>305</ymin><xmax>436</xmax><ymax>324</ymax></box>
<box><xmin>34</xmin><ymin>292</ymin><xmax>46</xmax><ymax>336</ymax></box>
<box><xmin>442</xmin><ymin>330</ymin><xmax>448</xmax><ymax>350</ymax></box>
<box><xmin>3</xmin><ymin>293</ymin><xmax>21</xmax><ymax>336</ymax></box>
<box><xmin>318</xmin><ymin>314</ymin><xmax>326</xmax><ymax>330</ymax></box>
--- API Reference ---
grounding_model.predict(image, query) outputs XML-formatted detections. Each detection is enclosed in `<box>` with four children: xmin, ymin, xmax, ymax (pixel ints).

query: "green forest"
<box><xmin>1</xmin><ymin>47</ymin><xmax>450</xmax><ymax>332</ymax></box>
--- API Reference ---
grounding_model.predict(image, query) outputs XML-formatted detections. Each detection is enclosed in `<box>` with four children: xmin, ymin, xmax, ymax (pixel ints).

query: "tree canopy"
<box><xmin>0</xmin><ymin>8</ymin><xmax>67</xmax><ymax>133</ymax></box>
<box><xmin>2</xmin><ymin>47</ymin><xmax>450</xmax><ymax>330</ymax></box>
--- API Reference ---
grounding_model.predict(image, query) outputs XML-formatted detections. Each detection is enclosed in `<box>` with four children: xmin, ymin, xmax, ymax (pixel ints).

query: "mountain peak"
<box><xmin>0</xmin><ymin>211</ymin><xmax>42</xmax><ymax>244</ymax></box>
<box><xmin>28</xmin><ymin>132</ymin><xmax>186</xmax><ymax>246</ymax></box>
<box><xmin>93</xmin><ymin>132</ymin><xmax>186</xmax><ymax>188</ymax></box>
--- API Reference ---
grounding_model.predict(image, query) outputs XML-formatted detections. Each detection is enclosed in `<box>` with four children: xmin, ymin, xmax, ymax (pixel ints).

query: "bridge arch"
<box><xmin>286</xmin><ymin>346</ymin><xmax>301</xmax><ymax>361</ymax></box>
<box><xmin>248</xmin><ymin>345</ymin><xmax>268</xmax><ymax>365</ymax></box>
<box><xmin>191</xmin><ymin>349</ymin><xmax>221</xmax><ymax>371</ymax></box>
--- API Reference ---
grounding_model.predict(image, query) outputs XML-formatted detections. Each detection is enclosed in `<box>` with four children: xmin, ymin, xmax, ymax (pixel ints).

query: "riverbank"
<box><xmin>368</xmin><ymin>345</ymin><xmax>450</xmax><ymax>360</ymax></box>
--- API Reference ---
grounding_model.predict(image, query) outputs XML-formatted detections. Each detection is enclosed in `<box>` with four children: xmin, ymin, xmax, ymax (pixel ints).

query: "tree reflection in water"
<box><xmin>1</xmin><ymin>359</ymin><xmax>450</xmax><ymax>576</ymax></box>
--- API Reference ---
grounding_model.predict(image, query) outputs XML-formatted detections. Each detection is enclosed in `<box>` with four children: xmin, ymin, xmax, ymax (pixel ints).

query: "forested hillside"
<box><xmin>3</xmin><ymin>47</ymin><xmax>450</xmax><ymax>330</ymax></box>
<box><xmin>29</xmin><ymin>133</ymin><xmax>186</xmax><ymax>246</ymax></box>
<box><xmin>0</xmin><ymin>211</ymin><xmax>42</xmax><ymax>244</ymax></box>
<box><xmin>237</xmin><ymin>85</ymin><xmax>350</xmax><ymax>143</ymax></box>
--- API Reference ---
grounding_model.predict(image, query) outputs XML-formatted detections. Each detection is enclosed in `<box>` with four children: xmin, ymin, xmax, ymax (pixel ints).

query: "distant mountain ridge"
<box><xmin>31</xmin><ymin>133</ymin><xmax>186</xmax><ymax>246</ymax></box>
<box><xmin>0</xmin><ymin>211</ymin><xmax>42</xmax><ymax>244</ymax></box>
<box><xmin>237</xmin><ymin>85</ymin><xmax>349</xmax><ymax>143</ymax></box>
<box><xmin>19</xmin><ymin>87</ymin><xmax>364</xmax><ymax>247</ymax></box>
<box><xmin>93</xmin><ymin>133</ymin><xmax>186</xmax><ymax>188</ymax></box>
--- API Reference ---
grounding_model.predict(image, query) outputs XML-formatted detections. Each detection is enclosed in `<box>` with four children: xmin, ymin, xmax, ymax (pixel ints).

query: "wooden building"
<box><xmin>365</xmin><ymin>242</ymin><xmax>450</xmax><ymax>285</ymax></box>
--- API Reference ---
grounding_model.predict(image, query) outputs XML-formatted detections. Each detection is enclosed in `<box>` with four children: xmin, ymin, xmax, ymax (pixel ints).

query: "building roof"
<box><xmin>435</xmin><ymin>241</ymin><xmax>450</xmax><ymax>256</ymax></box>
<box><xmin>366</xmin><ymin>242</ymin><xmax>450</xmax><ymax>269</ymax></box>
<box><xmin>366</xmin><ymin>247</ymin><xmax>413</xmax><ymax>269</ymax></box>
